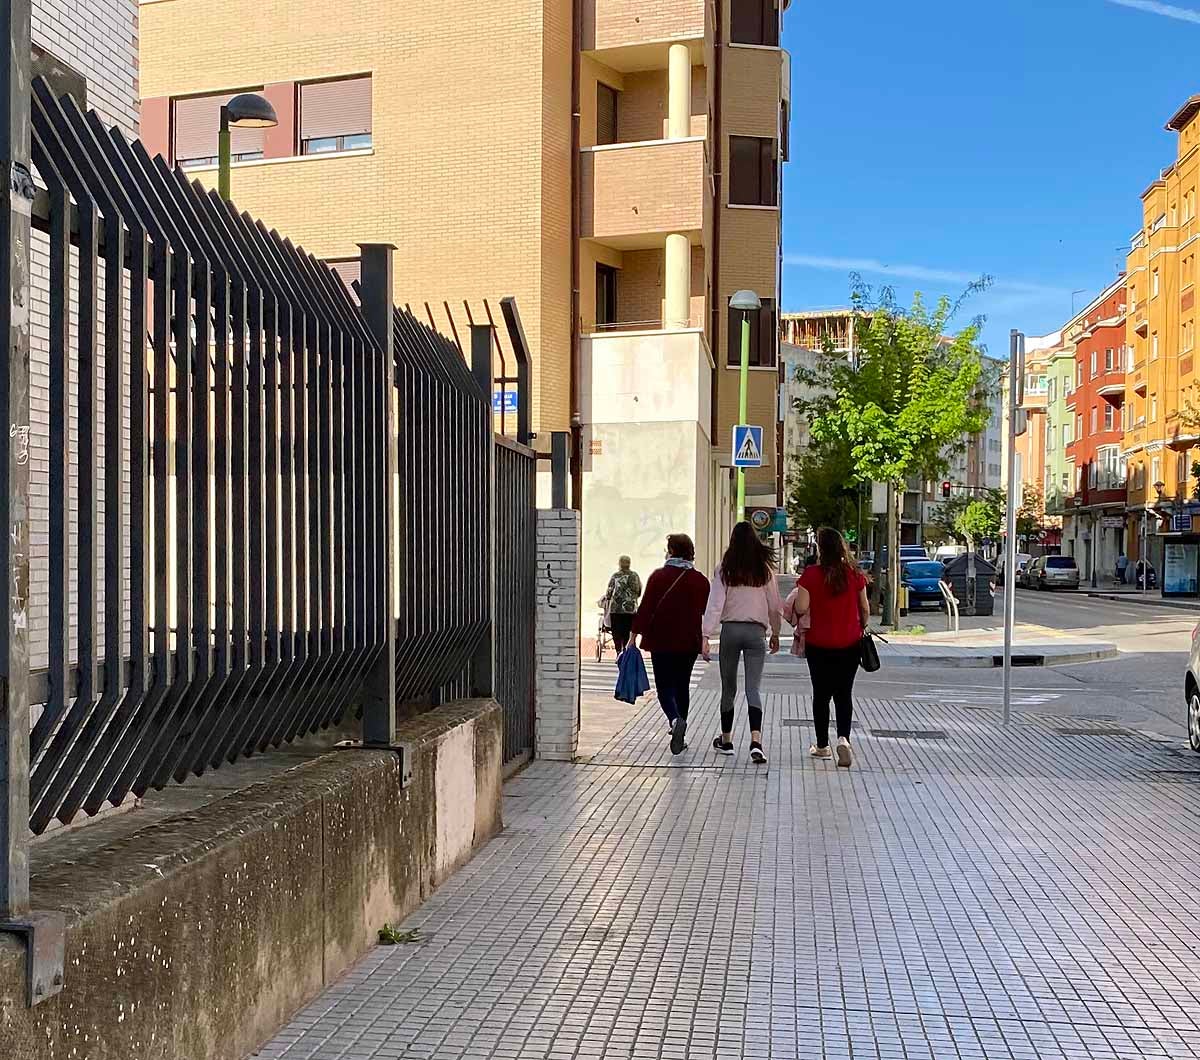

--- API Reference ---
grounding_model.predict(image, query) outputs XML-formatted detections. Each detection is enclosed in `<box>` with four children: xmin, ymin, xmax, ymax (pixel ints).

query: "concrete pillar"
<box><xmin>535</xmin><ymin>509</ymin><xmax>581</xmax><ymax>761</ymax></box>
<box><xmin>668</xmin><ymin>44</ymin><xmax>691</xmax><ymax>139</ymax></box>
<box><xmin>664</xmin><ymin>232</ymin><xmax>690</xmax><ymax>328</ymax></box>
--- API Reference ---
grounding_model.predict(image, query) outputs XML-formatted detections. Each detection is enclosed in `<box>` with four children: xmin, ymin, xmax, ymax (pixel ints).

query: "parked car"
<box><xmin>901</xmin><ymin>560</ymin><xmax>947</xmax><ymax>610</ymax></box>
<box><xmin>1023</xmin><ymin>554</ymin><xmax>1081</xmax><ymax>590</ymax></box>
<box><xmin>996</xmin><ymin>552</ymin><xmax>1032</xmax><ymax>586</ymax></box>
<box><xmin>1185</xmin><ymin>624</ymin><xmax>1200</xmax><ymax>751</ymax></box>
<box><xmin>899</xmin><ymin>545</ymin><xmax>930</xmax><ymax>561</ymax></box>
<box><xmin>933</xmin><ymin>544</ymin><xmax>967</xmax><ymax>565</ymax></box>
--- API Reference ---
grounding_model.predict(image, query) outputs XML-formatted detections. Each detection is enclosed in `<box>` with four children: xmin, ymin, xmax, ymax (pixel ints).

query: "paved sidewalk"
<box><xmin>254</xmin><ymin>672</ymin><xmax>1200</xmax><ymax>1060</ymax></box>
<box><xmin>1087</xmin><ymin>590</ymin><xmax>1200</xmax><ymax>612</ymax></box>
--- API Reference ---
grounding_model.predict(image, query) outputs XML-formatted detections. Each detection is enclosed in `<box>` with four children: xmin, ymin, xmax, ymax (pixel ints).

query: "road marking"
<box><xmin>904</xmin><ymin>687</ymin><xmax>1064</xmax><ymax>708</ymax></box>
<box><xmin>580</xmin><ymin>659</ymin><xmax>707</xmax><ymax>696</ymax></box>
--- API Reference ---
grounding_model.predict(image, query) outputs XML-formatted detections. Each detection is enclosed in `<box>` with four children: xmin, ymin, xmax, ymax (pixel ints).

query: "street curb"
<box><xmin>1086</xmin><ymin>592</ymin><xmax>1200</xmax><ymax>613</ymax></box>
<box><xmin>881</xmin><ymin>646</ymin><xmax>1119</xmax><ymax>669</ymax></box>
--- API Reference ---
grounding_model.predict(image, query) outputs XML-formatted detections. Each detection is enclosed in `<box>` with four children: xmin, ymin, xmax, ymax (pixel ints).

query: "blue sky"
<box><xmin>782</xmin><ymin>0</ymin><xmax>1200</xmax><ymax>356</ymax></box>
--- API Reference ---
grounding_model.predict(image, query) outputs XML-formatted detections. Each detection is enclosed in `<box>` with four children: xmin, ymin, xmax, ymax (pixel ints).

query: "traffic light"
<box><xmin>941</xmin><ymin>481</ymin><xmax>951</xmax><ymax>499</ymax></box>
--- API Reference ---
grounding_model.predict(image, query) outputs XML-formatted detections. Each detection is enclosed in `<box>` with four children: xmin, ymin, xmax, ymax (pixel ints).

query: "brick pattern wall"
<box><xmin>535</xmin><ymin>510</ymin><xmax>580</xmax><ymax>761</ymax></box>
<box><xmin>619</xmin><ymin>68</ymin><xmax>706</xmax><ymax>143</ymax></box>
<box><xmin>140</xmin><ymin>0</ymin><xmax>574</xmax><ymax>432</ymax></box>
<box><xmin>585</xmin><ymin>0</ymin><xmax>705</xmax><ymax>51</ymax></box>
<box><xmin>29</xmin><ymin>0</ymin><xmax>140</xmax><ymax>673</ymax></box>
<box><xmin>581</xmin><ymin>138</ymin><xmax>705</xmax><ymax>241</ymax></box>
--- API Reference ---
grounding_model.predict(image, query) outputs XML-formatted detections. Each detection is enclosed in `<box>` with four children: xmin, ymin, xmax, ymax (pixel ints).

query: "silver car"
<box><xmin>1025</xmin><ymin>555</ymin><xmax>1080</xmax><ymax>590</ymax></box>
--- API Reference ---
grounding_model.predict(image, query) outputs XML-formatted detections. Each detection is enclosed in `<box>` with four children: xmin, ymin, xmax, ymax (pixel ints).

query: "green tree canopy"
<box><xmin>785</xmin><ymin>438</ymin><xmax>859</xmax><ymax>534</ymax></box>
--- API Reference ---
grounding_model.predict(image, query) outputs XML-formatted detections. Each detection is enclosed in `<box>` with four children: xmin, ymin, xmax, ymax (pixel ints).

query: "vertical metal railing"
<box><xmin>0</xmin><ymin>74</ymin><xmax>543</xmax><ymax>963</ymax></box>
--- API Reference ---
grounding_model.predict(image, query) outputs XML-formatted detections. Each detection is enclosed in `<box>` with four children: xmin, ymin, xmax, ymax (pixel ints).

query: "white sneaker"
<box><xmin>809</xmin><ymin>744</ymin><xmax>832</xmax><ymax>760</ymax></box>
<box><xmin>836</xmin><ymin>738</ymin><xmax>853</xmax><ymax>769</ymax></box>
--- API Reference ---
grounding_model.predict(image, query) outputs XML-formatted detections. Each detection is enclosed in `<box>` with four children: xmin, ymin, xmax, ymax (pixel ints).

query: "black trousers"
<box><xmin>805</xmin><ymin>643</ymin><xmax>860</xmax><ymax>745</ymax></box>
<box><xmin>650</xmin><ymin>651</ymin><xmax>697</xmax><ymax>722</ymax></box>
<box><xmin>610</xmin><ymin>612</ymin><xmax>635</xmax><ymax>653</ymax></box>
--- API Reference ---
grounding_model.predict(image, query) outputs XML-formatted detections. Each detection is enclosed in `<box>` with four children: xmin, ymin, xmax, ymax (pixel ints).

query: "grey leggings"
<box><xmin>719</xmin><ymin>622</ymin><xmax>766</xmax><ymax>733</ymax></box>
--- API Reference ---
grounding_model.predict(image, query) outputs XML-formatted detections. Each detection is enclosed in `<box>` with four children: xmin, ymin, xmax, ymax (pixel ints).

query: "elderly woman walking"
<box><xmin>601</xmin><ymin>555</ymin><xmax>642</xmax><ymax>656</ymax></box>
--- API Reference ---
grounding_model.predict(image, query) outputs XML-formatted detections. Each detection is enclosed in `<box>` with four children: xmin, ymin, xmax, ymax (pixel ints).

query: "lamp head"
<box><xmin>729</xmin><ymin>289</ymin><xmax>761</xmax><ymax>312</ymax></box>
<box><xmin>224</xmin><ymin>93</ymin><xmax>278</xmax><ymax>128</ymax></box>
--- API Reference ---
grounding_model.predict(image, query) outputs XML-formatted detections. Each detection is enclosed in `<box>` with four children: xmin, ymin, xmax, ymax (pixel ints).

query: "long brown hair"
<box><xmin>817</xmin><ymin>526</ymin><xmax>854</xmax><ymax>595</ymax></box>
<box><xmin>720</xmin><ymin>521</ymin><xmax>777</xmax><ymax>587</ymax></box>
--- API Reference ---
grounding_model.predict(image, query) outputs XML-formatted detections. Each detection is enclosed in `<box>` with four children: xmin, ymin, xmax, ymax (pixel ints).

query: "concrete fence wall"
<box><xmin>0</xmin><ymin>701</ymin><xmax>504</xmax><ymax>1060</ymax></box>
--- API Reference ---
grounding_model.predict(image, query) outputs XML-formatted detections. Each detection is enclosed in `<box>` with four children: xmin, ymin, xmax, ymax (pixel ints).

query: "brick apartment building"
<box><xmin>138</xmin><ymin>0</ymin><xmax>790</xmax><ymax>614</ymax></box>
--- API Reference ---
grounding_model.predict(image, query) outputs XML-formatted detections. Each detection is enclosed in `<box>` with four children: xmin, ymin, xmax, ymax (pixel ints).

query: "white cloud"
<box><xmin>783</xmin><ymin>253</ymin><xmax>1067</xmax><ymax>297</ymax></box>
<box><xmin>1105</xmin><ymin>0</ymin><xmax>1200</xmax><ymax>24</ymax></box>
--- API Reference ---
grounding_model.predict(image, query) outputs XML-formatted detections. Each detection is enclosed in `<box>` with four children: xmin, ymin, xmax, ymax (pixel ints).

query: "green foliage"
<box><xmin>785</xmin><ymin>439</ymin><xmax>859</xmax><ymax>534</ymax></box>
<box><xmin>954</xmin><ymin>498</ymin><xmax>1001</xmax><ymax>545</ymax></box>
<box><xmin>797</xmin><ymin>278</ymin><xmax>993</xmax><ymax>487</ymax></box>
<box><xmin>927</xmin><ymin>494</ymin><xmax>971</xmax><ymax>544</ymax></box>
<box><xmin>1017</xmin><ymin>482</ymin><xmax>1044</xmax><ymax>538</ymax></box>
<box><xmin>1191</xmin><ymin>459</ymin><xmax>1200</xmax><ymax>501</ymax></box>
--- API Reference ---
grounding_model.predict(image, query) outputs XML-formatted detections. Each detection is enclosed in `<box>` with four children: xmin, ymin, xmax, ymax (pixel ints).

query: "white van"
<box><xmin>933</xmin><ymin>544</ymin><xmax>966</xmax><ymax>564</ymax></box>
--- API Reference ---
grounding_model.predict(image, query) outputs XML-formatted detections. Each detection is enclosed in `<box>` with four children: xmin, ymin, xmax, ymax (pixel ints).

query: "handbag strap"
<box><xmin>645</xmin><ymin>568</ymin><xmax>688</xmax><ymax>628</ymax></box>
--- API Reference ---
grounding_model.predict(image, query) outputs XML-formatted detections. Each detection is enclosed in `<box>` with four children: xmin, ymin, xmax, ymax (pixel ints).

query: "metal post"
<box><xmin>1142</xmin><ymin>508</ymin><xmax>1148</xmax><ymax>595</ymax></box>
<box><xmin>1091</xmin><ymin>512</ymin><xmax>1098</xmax><ymax>589</ymax></box>
<box><xmin>470</xmin><ymin>324</ymin><xmax>496</xmax><ymax>700</ymax></box>
<box><xmin>551</xmin><ymin>431</ymin><xmax>569</xmax><ymax>509</ymax></box>
<box><xmin>0</xmin><ymin>0</ymin><xmax>32</xmax><ymax>922</ymax></box>
<box><xmin>1002</xmin><ymin>330</ymin><xmax>1025</xmax><ymax>727</ymax></box>
<box><xmin>359</xmin><ymin>244</ymin><xmax>397</xmax><ymax>744</ymax></box>
<box><xmin>737</xmin><ymin>312</ymin><xmax>750</xmax><ymax>519</ymax></box>
<box><xmin>218</xmin><ymin>106</ymin><xmax>231</xmax><ymax>201</ymax></box>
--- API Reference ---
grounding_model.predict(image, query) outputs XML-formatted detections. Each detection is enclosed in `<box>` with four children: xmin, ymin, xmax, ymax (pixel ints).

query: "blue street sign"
<box><xmin>732</xmin><ymin>424</ymin><xmax>764</xmax><ymax>468</ymax></box>
<box><xmin>1173</xmin><ymin>512</ymin><xmax>1191</xmax><ymax>533</ymax></box>
<box><xmin>492</xmin><ymin>390</ymin><xmax>518</xmax><ymax>414</ymax></box>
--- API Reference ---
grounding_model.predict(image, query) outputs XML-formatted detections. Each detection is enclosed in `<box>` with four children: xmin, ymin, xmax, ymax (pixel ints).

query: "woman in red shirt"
<box><xmin>632</xmin><ymin>534</ymin><xmax>711</xmax><ymax>755</ymax></box>
<box><xmin>798</xmin><ymin>527</ymin><xmax>870</xmax><ymax>768</ymax></box>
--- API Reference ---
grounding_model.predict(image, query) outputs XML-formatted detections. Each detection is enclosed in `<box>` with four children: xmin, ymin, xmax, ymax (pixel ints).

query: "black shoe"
<box><xmin>671</xmin><ymin>716</ymin><xmax>688</xmax><ymax>755</ymax></box>
<box><xmin>750</xmin><ymin>741</ymin><xmax>767</xmax><ymax>765</ymax></box>
<box><xmin>712</xmin><ymin>736</ymin><xmax>734</xmax><ymax>756</ymax></box>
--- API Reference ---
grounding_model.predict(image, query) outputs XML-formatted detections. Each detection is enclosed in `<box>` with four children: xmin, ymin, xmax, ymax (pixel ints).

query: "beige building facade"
<box><xmin>140</xmin><ymin>0</ymin><xmax>788</xmax><ymax>616</ymax></box>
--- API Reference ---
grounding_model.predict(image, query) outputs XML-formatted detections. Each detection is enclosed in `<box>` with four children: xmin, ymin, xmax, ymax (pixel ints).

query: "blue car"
<box><xmin>901</xmin><ymin>560</ymin><xmax>946</xmax><ymax>610</ymax></box>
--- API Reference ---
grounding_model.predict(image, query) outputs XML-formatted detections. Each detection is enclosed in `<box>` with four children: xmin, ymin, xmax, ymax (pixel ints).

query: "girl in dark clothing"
<box><xmin>632</xmin><ymin>534</ymin><xmax>711</xmax><ymax>755</ymax></box>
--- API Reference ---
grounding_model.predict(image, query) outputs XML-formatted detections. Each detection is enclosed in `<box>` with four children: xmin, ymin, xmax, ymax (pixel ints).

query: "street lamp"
<box><xmin>730</xmin><ymin>289</ymin><xmax>760</xmax><ymax>520</ymax></box>
<box><xmin>218</xmin><ymin>92</ymin><xmax>278</xmax><ymax>201</ymax></box>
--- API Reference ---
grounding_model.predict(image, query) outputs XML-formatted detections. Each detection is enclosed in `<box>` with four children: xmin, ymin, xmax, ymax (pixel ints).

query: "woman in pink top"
<box><xmin>702</xmin><ymin>522</ymin><xmax>782</xmax><ymax>764</ymax></box>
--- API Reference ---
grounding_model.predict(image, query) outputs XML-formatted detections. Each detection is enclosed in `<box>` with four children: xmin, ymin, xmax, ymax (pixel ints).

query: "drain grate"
<box><xmin>870</xmin><ymin>729</ymin><xmax>948</xmax><ymax>740</ymax></box>
<box><xmin>782</xmin><ymin>718</ymin><xmax>814</xmax><ymax>726</ymax></box>
<box><xmin>1052</xmin><ymin>727</ymin><xmax>1132</xmax><ymax>737</ymax></box>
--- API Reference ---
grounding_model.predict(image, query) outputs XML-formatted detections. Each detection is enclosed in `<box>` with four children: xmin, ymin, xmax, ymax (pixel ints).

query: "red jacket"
<box><xmin>631</xmin><ymin>565</ymin><xmax>711</xmax><ymax>654</ymax></box>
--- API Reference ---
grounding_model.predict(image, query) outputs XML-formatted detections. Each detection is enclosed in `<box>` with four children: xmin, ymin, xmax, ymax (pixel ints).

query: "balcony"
<box><xmin>581</xmin><ymin>138</ymin><xmax>705</xmax><ymax>246</ymax></box>
<box><xmin>582</xmin><ymin>0</ymin><xmax>704</xmax><ymax>68</ymax></box>
<box><xmin>580</xmin><ymin>327</ymin><xmax>713</xmax><ymax>430</ymax></box>
<box><xmin>1097</xmin><ymin>381</ymin><xmax>1125</xmax><ymax>397</ymax></box>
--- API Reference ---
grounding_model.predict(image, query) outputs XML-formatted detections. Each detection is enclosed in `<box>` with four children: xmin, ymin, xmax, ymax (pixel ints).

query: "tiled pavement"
<box><xmin>253</xmin><ymin>667</ymin><xmax>1200</xmax><ymax>1059</ymax></box>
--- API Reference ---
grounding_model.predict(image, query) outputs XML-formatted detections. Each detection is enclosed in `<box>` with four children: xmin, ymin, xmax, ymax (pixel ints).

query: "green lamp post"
<box><xmin>729</xmin><ymin>289</ymin><xmax>761</xmax><ymax>521</ymax></box>
<box><xmin>218</xmin><ymin>92</ymin><xmax>278</xmax><ymax>201</ymax></box>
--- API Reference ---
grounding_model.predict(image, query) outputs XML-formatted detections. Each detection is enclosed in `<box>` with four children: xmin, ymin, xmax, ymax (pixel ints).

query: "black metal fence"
<box><xmin>0</xmin><ymin>75</ymin><xmax>538</xmax><ymax>872</ymax></box>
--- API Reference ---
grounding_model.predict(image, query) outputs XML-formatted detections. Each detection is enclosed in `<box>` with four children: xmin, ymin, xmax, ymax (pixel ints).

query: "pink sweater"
<box><xmin>702</xmin><ymin>567</ymin><xmax>783</xmax><ymax>637</ymax></box>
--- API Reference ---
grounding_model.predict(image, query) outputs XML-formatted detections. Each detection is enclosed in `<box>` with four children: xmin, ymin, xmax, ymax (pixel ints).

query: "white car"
<box><xmin>1188</xmin><ymin>625</ymin><xmax>1200</xmax><ymax>752</ymax></box>
<box><xmin>996</xmin><ymin>552</ymin><xmax>1032</xmax><ymax>586</ymax></box>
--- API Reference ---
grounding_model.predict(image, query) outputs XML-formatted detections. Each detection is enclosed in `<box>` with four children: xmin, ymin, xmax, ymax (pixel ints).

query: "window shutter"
<box><xmin>759</xmin><ymin>139</ymin><xmax>776</xmax><ymax>206</ymax></box>
<box><xmin>300</xmin><ymin>76</ymin><xmax>372</xmax><ymax>141</ymax></box>
<box><xmin>758</xmin><ymin>299</ymin><xmax>777</xmax><ymax>367</ymax></box>
<box><xmin>727</xmin><ymin>301</ymin><xmax>739</xmax><ymax>365</ymax></box>
<box><xmin>597</xmin><ymin>83</ymin><xmax>618</xmax><ymax>145</ymax></box>
<box><xmin>173</xmin><ymin>92</ymin><xmax>264</xmax><ymax>161</ymax></box>
<box><xmin>729</xmin><ymin>136</ymin><xmax>759</xmax><ymax>205</ymax></box>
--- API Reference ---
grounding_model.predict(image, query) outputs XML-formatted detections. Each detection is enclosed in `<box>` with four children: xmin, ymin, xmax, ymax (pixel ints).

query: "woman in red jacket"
<box><xmin>799</xmin><ymin>527</ymin><xmax>870</xmax><ymax>768</ymax></box>
<box><xmin>632</xmin><ymin>534</ymin><xmax>711</xmax><ymax>755</ymax></box>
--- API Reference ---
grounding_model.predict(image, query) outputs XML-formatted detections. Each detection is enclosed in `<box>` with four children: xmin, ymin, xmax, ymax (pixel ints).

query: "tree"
<box><xmin>927</xmin><ymin>494</ymin><xmax>971</xmax><ymax>545</ymax></box>
<box><xmin>954</xmin><ymin>498</ymin><xmax>1001</xmax><ymax>549</ymax></box>
<box><xmin>785</xmin><ymin>439</ymin><xmax>859</xmax><ymax>535</ymax></box>
<box><xmin>797</xmin><ymin>277</ymin><xmax>993</xmax><ymax>621</ymax></box>
<box><xmin>1017</xmin><ymin>482</ymin><xmax>1045</xmax><ymax>541</ymax></box>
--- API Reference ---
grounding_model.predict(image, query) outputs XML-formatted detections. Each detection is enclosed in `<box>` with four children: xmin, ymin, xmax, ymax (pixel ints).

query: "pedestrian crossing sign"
<box><xmin>732</xmin><ymin>424</ymin><xmax>764</xmax><ymax>468</ymax></box>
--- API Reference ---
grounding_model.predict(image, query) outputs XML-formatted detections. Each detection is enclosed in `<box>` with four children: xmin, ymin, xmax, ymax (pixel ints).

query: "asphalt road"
<box><xmin>866</xmin><ymin>586</ymin><xmax>1197</xmax><ymax>743</ymax></box>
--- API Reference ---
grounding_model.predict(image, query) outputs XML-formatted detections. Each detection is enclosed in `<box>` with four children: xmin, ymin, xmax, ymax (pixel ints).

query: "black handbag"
<box><xmin>859</xmin><ymin>630</ymin><xmax>884</xmax><ymax>672</ymax></box>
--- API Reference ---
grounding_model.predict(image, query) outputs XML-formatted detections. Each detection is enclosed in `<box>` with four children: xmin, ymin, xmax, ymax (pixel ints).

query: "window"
<box><xmin>1104</xmin><ymin>403</ymin><xmax>1114</xmax><ymax>431</ymax></box>
<box><xmin>1171</xmin><ymin>201</ymin><xmax>1178</xmax><ymax>226</ymax></box>
<box><xmin>729</xmin><ymin>135</ymin><xmax>778</xmax><ymax>206</ymax></box>
<box><xmin>1062</xmin><ymin>471</ymin><xmax>1070</xmax><ymax>491</ymax></box>
<box><xmin>1076</xmin><ymin>362</ymin><xmax>1082</xmax><ymax>388</ymax></box>
<box><xmin>300</xmin><ymin>76</ymin><xmax>372</xmax><ymax>155</ymax></box>
<box><xmin>596</xmin><ymin>82</ymin><xmax>618</xmax><ymax>146</ymax></box>
<box><xmin>1090</xmin><ymin>406</ymin><xmax>1097</xmax><ymax>433</ymax></box>
<box><xmin>1186</xmin><ymin>319</ymin><xmax>1196</xmax><ymax>352</ymax></box>
<box><xmin>1187</xmin><ymin>255</ymin><xmax>1196</xmax><ymax>288</ymax></box>
<box><xmin>1152</xmin><ymin>455</ymin><xmax>1162</xmax><ymax>486</ymax></box>
<box><xmin>1047</xmin><ymin>378</ymin><xmax>1056</xmax><ymax>404</ymax></box>
<box><xmin>727</xmin><ymin>296</ymin><xmax>777</xmax><ymax>367</ymax></box>
<box><xmin>1063</xmin><ymin>422</ymin><xmax>1072</xmax><ymax>447</ymax></box>
<box><xmin>1089</xmin><ymin>462</ymin><xmax>1098</xmax><ymax>489</ymax></box>
<box><xmin>1179</xmin><ymin>451</ymin><xmax>1189</xmax><ymax>484</ymax></box>
<box><xmin>1090</xmin><ymin>350</ymin><xmax>1097</xmax><ymax>378</ymax></box>
<box><xmin>1153</xmin><ymin>331</ymin><xmax>1160</xmax><ymax>360</ymax></box>
<box><xmin>1045</xmin><ymin>422</ymin><xmax>1053</xmax><ymax>452</ymax></box>
<box><xmin>172</xmin><ymin>90</ymin><xmax>266</xmax><ymax>167</ymax></box>
<box><xmin>1076</xmin><ymin>413</ymin><xmax>1083</xmax><ymax>440</ymax></box>
<box><xmin>1151</xmin><ymin>394</ymin><xmax>1158</xmax><ymax>421</ymax></box>
<box><xmin>595</xmin><ymin>264</ymin><xmax>617</xmax><ymax>327</ymax></box>
<box><xmin>731</xmin><ymin>0</ymin><xmax>780</xmax><ymax>45</ymax></box>
<box><xmin>1105</xmin><ymin>347</ymin><xmax>1114</xmax><ymax>372</ymax></box>
<box><xmin>1153</xmin><ymin>268</ymin><xmax>1161</xmax><ymax>297</ymax></box>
